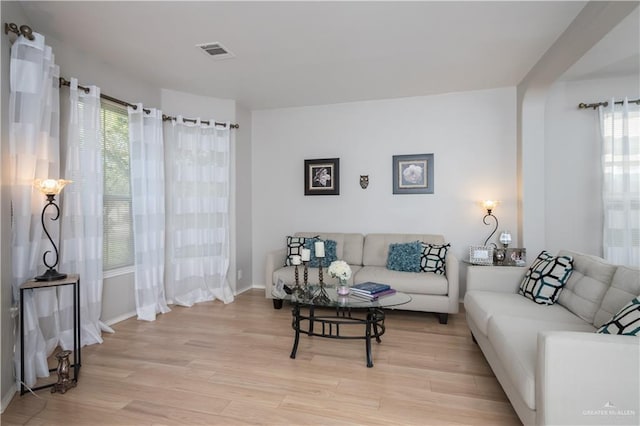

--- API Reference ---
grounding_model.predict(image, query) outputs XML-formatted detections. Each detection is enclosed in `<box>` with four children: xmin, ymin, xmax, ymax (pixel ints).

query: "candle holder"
<box><xmin>312</xmin><ymin>257</ymin><xmax>330</xmax><ymax>304</ymax></box>
<box><xmin>293</xmin><ymin>264</ymin><xmax>305</xmax><ymax>299</ymax></box>
<box><xmin>302</xmin><ymin>261</ymin><xmax>311</xmax><ymax>299</ymax></box>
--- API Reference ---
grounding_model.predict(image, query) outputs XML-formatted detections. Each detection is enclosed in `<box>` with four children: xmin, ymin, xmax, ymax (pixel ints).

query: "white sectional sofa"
<box><xmin>464</xmin><ymin>250</ymin><xmax>640</xmax><ymax>425</ymax></box>
<box><xmin>265</xmin><ymin>232</ymin><xmax>459</xmax><ymax>323</ymax></box>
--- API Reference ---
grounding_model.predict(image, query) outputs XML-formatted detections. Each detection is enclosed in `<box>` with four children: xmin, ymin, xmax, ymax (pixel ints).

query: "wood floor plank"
<box><xmin>1</xmin><ymin>289</ymin><xmax>520</xmax><ymax>425</ymax></box>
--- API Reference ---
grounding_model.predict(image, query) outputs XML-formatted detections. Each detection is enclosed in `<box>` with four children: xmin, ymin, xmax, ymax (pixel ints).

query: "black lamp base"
<box><xmin>35</xmin><ymin>269</ymin><xmax>67</xmax><ymax>282</ymax></box>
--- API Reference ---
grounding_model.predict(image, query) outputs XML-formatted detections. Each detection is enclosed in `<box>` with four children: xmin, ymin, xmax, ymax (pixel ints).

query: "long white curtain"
<box><xmin>59</xmin><ymin>78</ymin><xmax>113</xmax><ymax>347</ymax></box>
<box><xmin>599</xmin><ymin>98</ymin><xmax>640</xmax><ymax>267</ymax></box>
<box><xmin>128</xmin><ymin>105</ymin><xmax>171</xmax><ymax>321</ymax></box>
<box><xmin>164</xmin><ymin>117</ymin><xmax>234</xmax><ymax>306</ymax></box>
<box><xmin>9</xmin><ymin>32</ymin><xmax>61</xmax><ymax>387</ymax></box>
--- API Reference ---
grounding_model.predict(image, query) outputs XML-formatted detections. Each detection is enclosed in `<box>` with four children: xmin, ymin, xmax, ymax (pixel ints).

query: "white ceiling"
<box><xmin>17</xmin><ymin>1</ymin><xmax>633</xmax><ymax>110</ymax></box>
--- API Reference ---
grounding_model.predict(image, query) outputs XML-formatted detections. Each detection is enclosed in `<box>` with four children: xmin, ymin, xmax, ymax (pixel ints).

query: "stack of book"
<box><xmin>350</xmin><ymin>282</ymin><xmax>396</xmax><ymax>300</ymax></box>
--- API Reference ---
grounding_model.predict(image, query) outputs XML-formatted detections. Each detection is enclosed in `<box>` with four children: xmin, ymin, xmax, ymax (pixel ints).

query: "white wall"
<box><xmin>235</xmin><ymin>104</ymin><xmax>253</xmax><ymax>293</ymax></box>
<box><xmin>544</xmin><ymin>74</ymin><xmax>639</xmax><ymax>256</ymax></box>
<box><xmin>252</xmin><ymin>87</ymin><xmax>518</xmax><ymax>296</ymax></box>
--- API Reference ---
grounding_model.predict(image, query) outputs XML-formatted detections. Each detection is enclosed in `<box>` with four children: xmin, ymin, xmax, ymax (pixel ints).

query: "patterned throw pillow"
<box><xmin>284</xmin><ymin>236</ymin><xmax>306</xmax><ymax>266</ymax></box>
<box><xmin>420</xmin><ymin>243</ymin><xmax>450</xmax><ymax>274</ymax></box>
<box><xmin>597</xmin><ymin>296</ymin><xmax>640</xmax><ymax>336</ymax></box>
<box><xmin>519</xmin><ymin>251</ymin><xmax>573</xmax><ymax>305</ymax></box>
<box><xmin>386</xmin><ymin>241</ymin><xmax>422</xmax><ymax>273</ymax></box>
<box><xmin>303</xmin><ymin>238</ymin><xmax>338</xmax><ymax>268</ymax></box>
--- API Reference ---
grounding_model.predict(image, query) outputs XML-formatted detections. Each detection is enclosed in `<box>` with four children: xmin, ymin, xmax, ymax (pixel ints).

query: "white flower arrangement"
<box><xmin>328</xmin><ymin>260</ymin><xmax>352</xmax><ymax>282</ymax></box>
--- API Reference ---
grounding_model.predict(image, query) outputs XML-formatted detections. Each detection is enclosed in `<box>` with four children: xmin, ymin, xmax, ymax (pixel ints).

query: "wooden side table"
<box><xmin>19</xmin><ymin>274</ymin><xmax>81</xmax><ymax>395</ymax></box>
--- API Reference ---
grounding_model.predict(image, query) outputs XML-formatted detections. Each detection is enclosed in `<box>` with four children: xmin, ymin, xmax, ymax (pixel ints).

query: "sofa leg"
<box><xmin>471</xmin><ymin>333</ymin><xmax>477</xmax><ymax>344</ymax></box>
<box><xmin>272</xmin><ymin>299</ymin><xmax>283</xmax><ymax>310</ymax></box>
<box><xmin>437</xmin><ymin>313</ymin><xmax>448</xmax><ymax>324</ymax></box>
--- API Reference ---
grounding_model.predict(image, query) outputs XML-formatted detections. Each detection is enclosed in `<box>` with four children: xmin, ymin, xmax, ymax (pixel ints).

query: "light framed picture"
<box><xmin>304</xmin><ymin>158</ymin><xmax>340</xmax><ymax>196</ymax></box>
<box><xmin>469</xmin><ymin>245</ymin><xmax>494</xmax><ymax>265</ymax></box>
<box><xmin>392</xmin><ymin>153</ymin><xmax>434</xmax><ymax>194</ymax></box>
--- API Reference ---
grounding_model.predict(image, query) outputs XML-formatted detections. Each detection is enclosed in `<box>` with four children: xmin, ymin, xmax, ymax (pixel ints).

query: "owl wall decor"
<box><xmin>360</xmin><ymin>175</ymin><xmax>369</xmax><ymax>189</ymax></box>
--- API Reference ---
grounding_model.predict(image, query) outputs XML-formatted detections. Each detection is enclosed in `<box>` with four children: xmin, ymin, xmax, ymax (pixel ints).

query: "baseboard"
<box><xmin>1</xmin><ymin>383</ymin><xmax>16</xmax><ymax>413</ymax></box>
<box><xmin>234</xmin><ymin>286</ymin><xmax>254</xmax><ymax>296</ymax></box>
<box><xmin>103</xmin><ymin>310</ymin><xmax>136</xmax><ymax>327</ymax></box>
<box><xmin>251</xmin><ymin>283</ymin><xmax>266</xmax><ymax>289</ymax></box>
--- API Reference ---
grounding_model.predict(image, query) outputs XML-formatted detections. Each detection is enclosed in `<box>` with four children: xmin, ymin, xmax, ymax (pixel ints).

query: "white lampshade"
<box><xmin>482</xmin><ymin>200</ymin><xmax>499</xmax><ymax>212</ymax></box>
<box><xmin>33</xmin><ymin>179</ymin><xmax>72</xmax><ymax>195</ymax></box>
<box><xmin>499</xmin><ymin>231</ymin><xmax>512</xmax><ymax>245</ymax></box>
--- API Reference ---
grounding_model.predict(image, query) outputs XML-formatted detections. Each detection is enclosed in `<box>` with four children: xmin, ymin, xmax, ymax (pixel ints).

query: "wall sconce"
<box><xmin>33</xmin><ymin>178</ymin><xmax>72</xmax><ymax>281</ymax></box>
<box><xmin>481</xmin><ymin>200</ymin><xmax>499</xmax><ymax>247</ymax></box>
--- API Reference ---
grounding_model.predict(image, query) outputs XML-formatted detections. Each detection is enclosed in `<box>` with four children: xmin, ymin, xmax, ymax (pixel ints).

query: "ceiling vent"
<box><xmin>196</xmin><ymin>42</ymin><xmax>235</xmax><ymax>60</ymax></box>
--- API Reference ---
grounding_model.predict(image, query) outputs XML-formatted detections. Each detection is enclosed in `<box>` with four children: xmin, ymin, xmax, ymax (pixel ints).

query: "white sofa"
<box><xmin>464</xmin><ymin>250</ymin><xmax>640</xmax><ymax>425</ymax></box>
<box><xmin>265</xmin><ymin>232</ymin><xmax>459</xmax><ymax>323</ymax></box>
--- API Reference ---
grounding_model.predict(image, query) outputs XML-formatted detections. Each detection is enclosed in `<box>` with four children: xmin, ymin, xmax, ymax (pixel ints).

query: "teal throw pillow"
<box><xmin>387</xmin><ymin>241</ymin><xmax>422</xmax><ymax>272</ymax></box>
<box><xmin>303</xmin><ymin>238</ymin><xmax>338</xmax><ymax>268</ymax></box>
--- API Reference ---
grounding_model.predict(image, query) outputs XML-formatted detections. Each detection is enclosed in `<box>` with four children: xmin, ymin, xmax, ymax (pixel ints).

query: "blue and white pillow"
<box><xmin>597</xmin><ymin>296</ymin><xmax>640</xmax><ymax>336</ymax></box>
<box><xmin>519</xmin><ymin>251</ymin><xmax>573</xmax><ymax>305</ymax></box>
<box><xmin>420</xmin><ymin>243</ymin><xmax>450</xmax><ymax>274</ymax></box>
<box><xmin>303</xmin><ymin>238</ymin><xmax>338</xmax><ymax>268</ymax></box>
<box><xmin>387</xmin><ymin>241</ymin><xmax>422</xmax><ymax>273</ymax></box>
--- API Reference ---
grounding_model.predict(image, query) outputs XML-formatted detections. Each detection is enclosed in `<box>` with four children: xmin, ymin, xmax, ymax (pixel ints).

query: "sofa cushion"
<box><xmin>295</xmin><ymin>232</ymin><xmax>364</xmax><ymax>266</ymax></box>
<box><xmin>420</xmin><ymin>243</ymin><xmax>449</xmax><ymax>274</ymax></box>
<box><xmin>363</xmin><ymin>233</ymin><xmax>445</xmax><ymax>267</ymax></box>
<box><xmin>464</xmin><ymin>291</ymin><xmax>587</xmax><ymax>336</ymax></box>
<box><xmin>594</xmin><ymin>265</ymin><xmax>640</xmax><ymax>328</ymax></box>
<box><xmin>487</xmin><ymin>315</ymin><xmax>595</xmax><ymax>411</ymax></box>
<box><xmin>303</xmin><ymin>238</ymin><xmax>337</xmax><ymax>267</ymax></box>
<box><xmin>518</xmin><ymin>251</ymin><xmax>573</xmax><ymax>305</ymax></box>
<box><xmin>355</xmin><ymin>266</ymin><xmax>448</xmax><ymax>295</ymax></box>
<box><xmin>284</xmin><ymin>236</ymin><xmax>308</xmax><ymax>266</ymax></box>
<box><xmin>387</xmin><ymin>241</ymin><xmax>421</xmax><ymax>272</ymax></box>
<box><xmin>597</xmin><ymin>296</ymin><xmax>640</xmax><ymax>336</ymax></box>
<box><xmin>557</xmin><ymin>250</ymin><xmax>616</xmax><ymax>324</ymax></box>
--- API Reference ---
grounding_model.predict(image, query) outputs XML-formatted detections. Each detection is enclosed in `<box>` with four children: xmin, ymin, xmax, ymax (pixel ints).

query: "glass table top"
<box><xmin>273</xmin><ymin>284</ymin><xmax>411</xmax><ymax>309</ymax></box>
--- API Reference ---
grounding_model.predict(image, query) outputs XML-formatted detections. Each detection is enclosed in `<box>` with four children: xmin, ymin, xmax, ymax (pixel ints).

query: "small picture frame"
<box><xmin>392</xmin><ymin>153</ymin><xmax>434</xmax><ymax>194</ymax></box>
<box><xmin>505</xmin><ymin>248</ymin><xmax>527</xmax><ymax>266</ymax></box>
<box><xmin>304</xmin><ymin>158</ymin><xmax>340</xmax><ymax>196</ymax></box>
<box><xmin>469</xmin><ymin>245</ymin><xmax>494</xmax><ymax>265</ymax></box>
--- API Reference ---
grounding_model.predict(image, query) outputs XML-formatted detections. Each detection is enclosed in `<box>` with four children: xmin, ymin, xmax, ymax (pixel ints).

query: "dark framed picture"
<box><xmin>392</xmin><ymin>153</ymin><xmax>434</xmax><ymax>194</ymax></box>
<box><xmin>304</xmin><ymin>158</ymin><xmax>340</xmax><ymax>195</ymax></box>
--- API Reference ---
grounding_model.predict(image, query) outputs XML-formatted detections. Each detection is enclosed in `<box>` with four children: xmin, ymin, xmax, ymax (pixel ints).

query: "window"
<box><xmin>101</xmin><ymin>101</ymin><xmax>134</xmax><ymax>271</ymax></box>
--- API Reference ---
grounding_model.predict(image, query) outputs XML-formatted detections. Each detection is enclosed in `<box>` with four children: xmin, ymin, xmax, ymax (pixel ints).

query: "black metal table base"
<box><xmin>289</xmin><ymin>304</ymin><xmax>386</xmax><ymax>367</ymax></box>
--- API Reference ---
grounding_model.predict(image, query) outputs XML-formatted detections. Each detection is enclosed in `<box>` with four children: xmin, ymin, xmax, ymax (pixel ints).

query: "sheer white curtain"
<box><xmin>9</xmin><ymin>32</ymin><xmax>61</xmax><ymax>387</ymax></box>
<box><xmin>59</xmin><ymin>78</ymin><xmax>113</xmax><ymax>347</ymax></box>
<box><xmin>164</xmin><ymin>117</ymin><xmax>234</xmax><ymax>306</ymax></box>
<box><xmin>128</xmin><ymin>105</ymin><xmax>171</xmax><ymax>321</ymax></box>
<box><xmin>599</xmin><ymin>98</ymin><xmax>640</xmax><ymax>267</ymax></box>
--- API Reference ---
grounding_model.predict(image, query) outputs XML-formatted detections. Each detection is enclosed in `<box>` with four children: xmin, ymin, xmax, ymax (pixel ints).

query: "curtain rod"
<box><xmin>578</xmin><ymin>98</ymin><xmax>640</xmax><ymax>110</ymax></box>
<box><xmin>3</xmin><ymin>22</ymin><xmax>238</xmax><ymax>129</ymax></box>
<box><xmin>59</xmin><ymin>78</ymin><xmax>239</xmax><ymax>129</ymax></box>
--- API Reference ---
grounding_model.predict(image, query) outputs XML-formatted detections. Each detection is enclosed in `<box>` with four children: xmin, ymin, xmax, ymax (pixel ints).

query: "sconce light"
<box><xmin>481</xmin><ymin>200</ymin><xmax>499</xmax><ymax>247</ymax></box>
<box><xmin>33</xmin><ymin>178</ymin><xmax>72</xmax><ymax>281</ymax></box>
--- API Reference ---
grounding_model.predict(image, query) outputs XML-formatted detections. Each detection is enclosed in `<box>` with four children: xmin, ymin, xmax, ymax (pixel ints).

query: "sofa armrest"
<box><xmin>446</xmin><ymin>253</ymin><xmax>460</xmax><ymax>312</ymax></box>
<box><xmin>466</xmin><ymin>265</ymin><xmax>526</xmax><ymax>293</ymax></box>
<box><xmin>264</xmin><ymin>248</ymin><xmax>287</xmax><ymax>299</ymax></box>
<box><xmin>537</xmin><ymin>331</ymin><xmax>640</xmax><ymax>426</ymax></box>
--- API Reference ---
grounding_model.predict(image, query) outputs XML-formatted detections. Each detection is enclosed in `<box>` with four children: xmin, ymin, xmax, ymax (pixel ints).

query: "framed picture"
<box><xmin>505</xmin><ymin>248</ymin><xmax>527</xmax><ymax>266</ymax></box>
<box><xmin>304</xmin><ymin>158</ymin><xmax>340</xmax><ymax>195</ymax></box>
<box><xmin>392</xmin><ymin>153</ymin><xmax>434</xmax><ymax>194</ymax></box>
<box><xmin>469</xmin><ymin>245</ymin><xmax>494</xmax><ymax>265</ymax></box>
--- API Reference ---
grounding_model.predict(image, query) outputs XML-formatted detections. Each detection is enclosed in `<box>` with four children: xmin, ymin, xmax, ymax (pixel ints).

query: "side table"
<box><xmin>20</xmin><ymin>274</ymin><xmax>81</xmax><ymax>395</ymax></box>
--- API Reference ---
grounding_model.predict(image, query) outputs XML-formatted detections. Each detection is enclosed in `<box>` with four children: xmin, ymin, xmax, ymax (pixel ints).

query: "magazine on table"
<box><xmin>351</xmin><ymin>282</ymin><xmax>391</xmax><ymax>294</ymax></box>
<box><xmin>350</xmin><ymin>288</ymin><xmax>396</xmax><ymax>300</ymax></box>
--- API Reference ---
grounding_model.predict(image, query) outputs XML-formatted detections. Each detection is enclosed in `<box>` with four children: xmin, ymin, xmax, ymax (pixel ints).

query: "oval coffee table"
<box><xmin>275</xmin><ymin>285</ymin><xmax>411</xmax><ymax>367</ymax></box>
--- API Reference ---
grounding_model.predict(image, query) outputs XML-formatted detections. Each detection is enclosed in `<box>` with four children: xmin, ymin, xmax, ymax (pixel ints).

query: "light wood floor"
<box><xmin>2</xmin><ymin>289</ymin><xmax>520</xmax><ymax>425</ymax></box>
